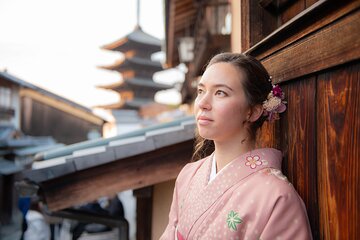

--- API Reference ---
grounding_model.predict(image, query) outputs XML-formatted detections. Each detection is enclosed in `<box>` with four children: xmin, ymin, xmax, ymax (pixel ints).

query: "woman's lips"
<box><xmin>197</xmin><ymin>116</ymin><xmax>213</xmax><ymax>126</ymax></box>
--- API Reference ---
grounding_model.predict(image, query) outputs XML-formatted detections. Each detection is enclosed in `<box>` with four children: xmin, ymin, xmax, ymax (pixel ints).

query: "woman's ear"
<box><xmin>248</xmin><ymin>105</ymin><xmax>263</xmax><ymax>122</ymax></box>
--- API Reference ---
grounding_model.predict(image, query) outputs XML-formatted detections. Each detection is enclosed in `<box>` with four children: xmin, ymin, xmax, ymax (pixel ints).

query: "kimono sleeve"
<box><xmin>259</xmin><ymin>189</ymin><xmax>313</xmax><ymax>240</ymax></box>
<box><xmin>159</xmin><ymin>160</ymin><xmax>204</xmax><ymax>240</ymax></box>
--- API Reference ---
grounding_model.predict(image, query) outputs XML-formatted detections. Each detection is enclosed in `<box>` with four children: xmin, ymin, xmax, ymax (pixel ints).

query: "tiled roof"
<box><xmin>102</xmin><ymin>26</ymin><xmax>162</xmax><ymax>52</ymax></box>
<box><xmin>25</xmin><ymin>116</ymin><xmax>196</xmax><ymax>183</ymax></box>
<box><xmin>99</xmin><ymin>56</ymin><xmax>163</xmax><ymax>72</ymax></box>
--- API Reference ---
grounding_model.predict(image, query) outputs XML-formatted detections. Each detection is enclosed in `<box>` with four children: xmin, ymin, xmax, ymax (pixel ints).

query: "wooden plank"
<box><xmin>305</xmin><ymin>0</ymin><xmax>319</xmax><ymax>8</ymax></box>
<box><xmin>248</xmin><ymin>1</ymin><xmax>360</xmax><ymax>59</ymax></box>
<box><xmin>166</xmin><ymin>0</ymin><xmax>196</xmax><ymax>67</ymax></box>
<box><xmin>240</xmin><ymin>0</ymin><xmax>251</xmax><ymax>51</ymax></box>
<box><xmin>166</xmin><ymin>0</ymin><xmax>176</xmax><ymax>67</ymax></box>
<box><xmin>248</xmin><ymin>0</ymin><xmax>329</xmax><ymax>54</ymax></box>
<box><xmin>280</xmin><ymin>77</ymin><xmax>319</xmax><ymax>239</ymax></box>
<box><xmin>135</xmin><ymin>186</ymin><xmax>153</xmax><ymax>240</ymax></box>
<box><xmin>256</xmin><ymin>120</ymin><xmax>278</xmax><ymax>149</ymax></box>
<box><xmin>174</xmin><ymin>9</ymin><xmax>197</xmax><ymax>22</ymax></box>
<box><xmin>280</xmin><ymin>0</ymin><xmax>306</xmax><ymax>24</ymax></box>
<box><xmin>174</xmin><ymin>0</ymin><xmax>193</xmax><ymax>10</ymax></box>
<box><xmin>41</xmin><ymin>140</ymin><xmax>193</xmax><ymax>211</ymax></box>
<box><xmin>259</xmin><ymin>0</ymin><xmax>275</xmax><ymax>9</ymax></box>
<box><xmin>175</xmin><ymin>2</ymin><xmax>195</xmax><ymax>15</ymax></box>
<box><xmin>317</xmin><ymin>61</ymin><xmax>360</xmax><ymax>239</ymax></box>
<box><xmin>261</xmin><ymin>9</ymin><xmax>360</xmax><ymax>84</ymax></box>
<box><xmin>249</xmin><ymin>0</ymin><xmax>278</xmax><ymax>47</ymax></box>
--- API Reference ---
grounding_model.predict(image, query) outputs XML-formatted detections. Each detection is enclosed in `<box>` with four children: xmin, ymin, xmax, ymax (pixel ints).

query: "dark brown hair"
<box><xmin>192</xmin><ymin>53</ymin><xmax>272</xmax><ymax>161</ymax></box>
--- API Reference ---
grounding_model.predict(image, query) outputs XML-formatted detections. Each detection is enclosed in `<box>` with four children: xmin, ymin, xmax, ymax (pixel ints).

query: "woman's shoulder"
<box><xmin>174</xmin><ymin>156</ymin><xmax>210</xmax><ymax>193</ymax></box>
<box><xmin>177</xmin><ymin>156</ymin><xmax>209</xmax><ymax>181</ymax></box>
<box><xmin>253</xmin><ymin>168</ymin><xmax>304</xmax><ymax>202</ymax></box>
<box><xmin>228</xmin><ymin>167</ymin><xmax>306</xmax><ymax>215</ymax></box>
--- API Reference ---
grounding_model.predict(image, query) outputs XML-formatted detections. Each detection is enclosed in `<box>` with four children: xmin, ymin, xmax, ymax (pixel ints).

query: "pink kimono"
<box><xmin>160</xmin><ymin>148</ymin><xmax>312</xmax><ymax>240</ymax></box>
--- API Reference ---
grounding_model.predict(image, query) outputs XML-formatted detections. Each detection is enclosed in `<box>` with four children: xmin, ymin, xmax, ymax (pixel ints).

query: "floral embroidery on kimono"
<box><xmin>160</xmin><ymin>148</ymin><xmax>313</xmax><ymax>240</ymax></box>
<box><xmin>226</xmin><ymin>210</ymin><xmax>243</xmax><ymax>231</ymax></box>
<box><xmin>245</xmin><ymin>155</ymin><xmax>262</xmax><ymax>169</ymax></box>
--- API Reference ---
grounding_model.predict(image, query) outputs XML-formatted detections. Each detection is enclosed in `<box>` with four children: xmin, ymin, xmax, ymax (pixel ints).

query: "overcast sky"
<box><xmin>0</xmin><ymin>0</ymin><xmax>183</xmax><ymax>119</ymax></box>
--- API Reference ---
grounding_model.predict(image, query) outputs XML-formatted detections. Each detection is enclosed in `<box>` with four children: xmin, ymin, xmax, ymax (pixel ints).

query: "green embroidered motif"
<box><xmin>226</xmin><ymin>210</ymin><xmax>243</xmax><ymax>231</ymax></box>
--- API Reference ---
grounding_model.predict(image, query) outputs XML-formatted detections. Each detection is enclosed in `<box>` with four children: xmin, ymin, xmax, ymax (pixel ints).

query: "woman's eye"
<box><xmin>215</xmin><ymin>90</ymin><xmax>227</xmax><ymax>96</ymax></box>
<box><xmin>197</xmin><ymin>88</ymin><xmax>204</xmax><ymax>95</ymax></box>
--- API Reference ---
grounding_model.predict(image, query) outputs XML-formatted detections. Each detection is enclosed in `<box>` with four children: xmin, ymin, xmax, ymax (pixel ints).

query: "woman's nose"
<box><xmin>197</xmin><ymin>94</ymin><xmax>212</xmax><ymax>110</ymax></box>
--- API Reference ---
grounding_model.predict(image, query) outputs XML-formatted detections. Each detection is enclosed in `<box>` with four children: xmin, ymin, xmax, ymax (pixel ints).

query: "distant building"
<box><xmin>98</xmin><ymin>25</ymin><xmax>172</xmax><ymax>135</ymax></box>
<box><xmin>0</xmin><ymin>71</ymin><xmax>105</xmax><ymax>145</ymax></box>
<box><xmin>0</xmin><ymin>70</ymin><xmax>106</xmax><ymax>226</ymax></box>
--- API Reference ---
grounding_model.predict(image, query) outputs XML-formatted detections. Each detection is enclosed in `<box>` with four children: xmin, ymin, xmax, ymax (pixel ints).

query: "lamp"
<box><xmin>178</xmin><ymin>37</ymin><xmax>194</xmax><ymax>63</ymax></box>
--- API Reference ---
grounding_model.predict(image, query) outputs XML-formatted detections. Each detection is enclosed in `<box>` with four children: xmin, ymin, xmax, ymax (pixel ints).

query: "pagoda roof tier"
<box><xmin>99</xmin><ymin>56</ymin><xmax>163</xmax><ymax>73</ymax></box>
<box><xmin>97</xmin><ymin>78</ymin><xmax>172</xmax><ymax>92</ymax></box>
<box><xmin>97</xmin><ymin>98</ymin><xmax>155</xmax><ymax>110</ymax></box>
<box><xmin>102</xmin><ymin>26</ymin><xmax>162</xmax><ymax>54</ymax></box>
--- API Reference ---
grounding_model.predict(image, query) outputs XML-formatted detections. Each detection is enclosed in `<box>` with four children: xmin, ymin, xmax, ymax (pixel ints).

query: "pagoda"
<box><xmin>98</xmin><ymin>25</ymin><xmax>171</xmax><ymax>132</ymax></box>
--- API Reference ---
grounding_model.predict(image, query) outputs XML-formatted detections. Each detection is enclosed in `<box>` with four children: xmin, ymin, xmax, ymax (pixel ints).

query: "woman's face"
<box><xmin>194</xmin><ymin>62</ymin><xmax>250</xmax><ymax>143</ymax></box>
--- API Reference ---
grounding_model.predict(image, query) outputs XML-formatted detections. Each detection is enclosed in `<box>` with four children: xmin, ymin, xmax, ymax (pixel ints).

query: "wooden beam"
<box><xmin>175</xmin><ymin>3</ymin><xmax>195</xmax><ymax>15</ymax></box>
<box><xmin>174</xmin><ymin>8</ymin><xmax>196</xmax><ymax>21</ymax></box>
<box><xmin>261</xmin><ymin>9</ymin><xmax>360</xmax><ymax>84</ymax></box>
<box><xmin>166</xmin><ymin>0</ymin><xmax>176</xmax><ymax>67</ymax></box>
<box><xmin>251</xmin><ymin>1</ymin><xmax>360</xmax><ymax>60</ymax></box>
<box><xmin>174</xmin><ymin>0</ymin><xmax>194</xmax><ymax>10</ymax></box>
<box><xmin>317</xmin><ymin>61</ymin><xmax>360</xmax><ymax>239</ymax></box>
<box><xmin>40</xmin><ymin>140</ymin><xmax>193</xmax><ymax>211</ymax></box>
<box><xmin>240</xmin><ymin>0</ymin><xmax>251</xmax><ymax>51</ymax></box>
<box><xmin>280</xmin><ymin>77</ymin><xmax>319</xmax><ymax>239</ymax></box>
<box><xmin>134</xmin><ymin>186</ymin><xmax>153</xmax><ymax>240</ymax></box>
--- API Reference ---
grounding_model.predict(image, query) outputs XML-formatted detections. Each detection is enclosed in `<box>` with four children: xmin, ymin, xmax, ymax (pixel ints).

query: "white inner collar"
<box><xmin>209</xmin><ymin>155</ymin><xmax>217</xmax><ymax>183</ymax></box>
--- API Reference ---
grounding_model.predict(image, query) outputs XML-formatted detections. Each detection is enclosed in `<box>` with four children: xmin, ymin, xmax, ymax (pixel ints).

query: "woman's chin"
<box><xmin>198</xmin><ymin>131</ymin><xmax>215</xmax><ymax>140</ymax></box>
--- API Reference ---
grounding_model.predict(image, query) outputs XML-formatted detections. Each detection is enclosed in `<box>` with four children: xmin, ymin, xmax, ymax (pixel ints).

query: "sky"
<box><xmin>0</xmin><ymin>0</ymin><xmax>184</xmax><ymax>120</ymax></box>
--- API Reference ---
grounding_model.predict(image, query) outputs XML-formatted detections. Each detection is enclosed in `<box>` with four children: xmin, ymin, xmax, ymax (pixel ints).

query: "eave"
<box><xmin>97</xmin><ymin>78</ymin><xmax>172</xmax><ymax>92</ymax></box>
<box><xmin>99</xmin><ymin>57</ymin><xmax>163</xmax><ymax>73</ymax></box>
<box><xmin>102</xmin><ymin>25</ymin><xmax>162</xmax><ymax>53</ymax></box>
<box><xmin>23</xmin><ymin>117</ymin><xmax>195</xmax><ymax>211</ymax></box>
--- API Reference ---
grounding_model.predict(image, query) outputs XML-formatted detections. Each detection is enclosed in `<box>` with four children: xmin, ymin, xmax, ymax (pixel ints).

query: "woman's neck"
<box><xmin>214</xmin><ymin>138</ymin><xmax>255</xmax><ymax>172</ymax></box>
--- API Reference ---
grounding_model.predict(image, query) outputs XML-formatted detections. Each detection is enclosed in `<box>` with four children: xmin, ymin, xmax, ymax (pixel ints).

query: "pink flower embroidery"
<box><xmin>245</xmin><ymin>155</ymin><xmax>262</xmax><ymax>169</ymax></box>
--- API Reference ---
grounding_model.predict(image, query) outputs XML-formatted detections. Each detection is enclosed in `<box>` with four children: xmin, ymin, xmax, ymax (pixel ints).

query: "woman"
<box><xmin>161</xmin><ymin>53</ymin><xmax>312</xmax><ymax>240</ymax></box>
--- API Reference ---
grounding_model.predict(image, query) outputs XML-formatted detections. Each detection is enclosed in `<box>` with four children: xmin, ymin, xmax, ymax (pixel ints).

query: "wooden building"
<box><xmin>0</xmin><ymin>71</ymin><xmax>104</xmax><ymax>229</ymax></box>
<box><xmin>99</xmin><ymin>26</ymin><xmax>172</xmax><ymax>134</ymax></box>
<box><xmin>0</xmin><ymin>71</ymin><xmax>105</xmax><ymax>145</ymax></box>
<box><xmin>166</xmin><ymin>0</ymin><xmax>360</xmax><ymax>239</ymax></box>
<box><xmin>165</xmin><ymin>0</ymin><xmax>231</xmax><ymax>102</ymax></box>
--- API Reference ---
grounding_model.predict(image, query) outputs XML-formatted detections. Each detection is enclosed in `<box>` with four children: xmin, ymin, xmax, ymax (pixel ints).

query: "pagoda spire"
<box><xmin>136</xmin><ymin>0</ymin><xmax>140</xmax><ymax>28</ymax></box>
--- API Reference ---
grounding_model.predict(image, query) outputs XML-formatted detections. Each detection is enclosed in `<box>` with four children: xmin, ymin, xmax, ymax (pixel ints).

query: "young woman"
<box><xmin>161</xmin><ymin>53</ymin><xmax>312</xmax><ymax>240</ymax></box>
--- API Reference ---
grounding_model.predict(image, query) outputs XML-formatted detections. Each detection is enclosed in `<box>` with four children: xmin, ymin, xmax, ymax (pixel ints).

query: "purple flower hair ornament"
<box><xmin>262</xmin><ymin>82</ymin><xmax>287</xmax><ymax>122</ymax></box>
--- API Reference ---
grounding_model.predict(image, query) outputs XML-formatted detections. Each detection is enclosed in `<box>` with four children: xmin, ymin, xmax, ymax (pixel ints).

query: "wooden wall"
<box><xmin>240</xmin><ymin>0</ymin><xmax>359</xmax><ymax>239</ymax></box>
<box><xmin>21</xmin><ymin>96</ymin><xmax>103</xmax><ymax>144</ymax></box>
